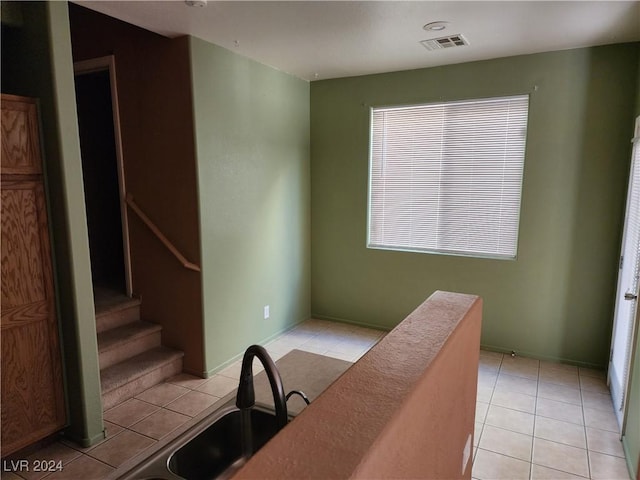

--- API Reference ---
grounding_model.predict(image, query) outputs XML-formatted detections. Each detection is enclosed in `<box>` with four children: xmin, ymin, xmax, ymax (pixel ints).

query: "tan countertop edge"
<box><xmin>233</xmin><ymin>290</ymin><xmax>482</xmax><ymax>480</ymax></box>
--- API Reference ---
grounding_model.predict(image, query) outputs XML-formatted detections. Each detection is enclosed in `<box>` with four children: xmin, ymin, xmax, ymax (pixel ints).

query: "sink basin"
<box><xmin>120</xmin><ymin>401</ymin><xmax>287</xmax><ymax>480</ymax></box>
<box><xmin>168</xmin><ymin>408</ymin><xmax>279</xmax><ymax>480</ymax></box>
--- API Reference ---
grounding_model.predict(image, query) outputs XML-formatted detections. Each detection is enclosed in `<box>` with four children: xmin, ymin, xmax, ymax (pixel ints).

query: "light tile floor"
<box><xmin>2</xmin><ymin>319</ymin><xmax>631</xmax><ymax>480</ymax></box>
<box><xmin>473</xmin><ymin>350</ymin><xmax>631</xmax><ymax>480</ymax></box>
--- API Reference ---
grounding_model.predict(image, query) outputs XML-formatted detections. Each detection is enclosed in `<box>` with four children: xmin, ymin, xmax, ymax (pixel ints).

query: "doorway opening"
<box><xmin>74</xmin><ymin>56</ymin><xmax>132</xmax><ymax>299</ymax></box>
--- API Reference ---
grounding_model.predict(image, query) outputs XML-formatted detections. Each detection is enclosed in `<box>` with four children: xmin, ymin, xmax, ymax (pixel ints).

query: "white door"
<box><xmin>609</xmin><ymin>116</ymin><xmax>640</xmax><ymax>430</ymax></box>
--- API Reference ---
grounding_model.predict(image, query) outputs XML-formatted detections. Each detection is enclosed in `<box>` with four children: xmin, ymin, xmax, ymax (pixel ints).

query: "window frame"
<box><xmin>366</xmin><ymin>94</ymin><xmax>530</xmax><ymax>261</ymax></box>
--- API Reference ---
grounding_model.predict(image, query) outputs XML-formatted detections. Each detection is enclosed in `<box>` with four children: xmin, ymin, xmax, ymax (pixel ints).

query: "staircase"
<box><xmin>96</xmin><ymin>294</ymin><xmax>184</xmax><ymax>411</ymax></box>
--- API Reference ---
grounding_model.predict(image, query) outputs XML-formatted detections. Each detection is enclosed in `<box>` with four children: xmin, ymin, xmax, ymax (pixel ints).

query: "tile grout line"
<box><xmin>580</xmin><ymin>375</ymin><xmax>589</xmax><ymax>479</ymax></box>
<box><xmin>37</xmin><ymin>452</ymin><xmax>115</xmax><ymax>480</ymax></box>
<box><xmin>103</xmin><ymin>397</ymin><xmax>162</xmax><ymax>431</ymax></box>
<box><xmin>530</xmin><ymin>361</ymin><xmax>540</xmax><ymax>480</ymax></box>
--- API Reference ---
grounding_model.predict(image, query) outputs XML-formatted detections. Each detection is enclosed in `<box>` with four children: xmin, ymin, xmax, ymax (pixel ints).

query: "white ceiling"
<box><xmin>75</xmin><ymin>1</ymin><xmax>640</xmax><ymax>81</ymax></box>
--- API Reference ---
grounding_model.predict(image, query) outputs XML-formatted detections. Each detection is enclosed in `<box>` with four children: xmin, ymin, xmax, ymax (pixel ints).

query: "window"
<box><xmin>368</xmin><ymin>95</ymin><xmax>529</xmax><ymax>259</ymax></box>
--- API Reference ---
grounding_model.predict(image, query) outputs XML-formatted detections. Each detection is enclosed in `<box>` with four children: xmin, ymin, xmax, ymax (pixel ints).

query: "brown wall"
<box><xmin>68</xmin><ymin>4</ymin><xmax>204</xmax><ymax>374</ymax></box>
<box><xmin>235</xmin><ymin>291</ymin><xmax>482</xmax><ymax>479</ymax></box>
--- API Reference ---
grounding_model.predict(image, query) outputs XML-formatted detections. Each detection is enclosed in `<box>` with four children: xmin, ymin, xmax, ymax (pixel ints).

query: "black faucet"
<box><xmin>236</xmin><ymin>345</ymin><xmax>288</xmax><ymax>457</ymax></box>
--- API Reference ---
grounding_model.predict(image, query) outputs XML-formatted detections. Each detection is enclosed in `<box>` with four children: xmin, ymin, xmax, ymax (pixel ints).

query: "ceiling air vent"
<box><xmin>420</xmin><ymin>34</ymin><xmax>469</xmax><ymax>51</ymax></box>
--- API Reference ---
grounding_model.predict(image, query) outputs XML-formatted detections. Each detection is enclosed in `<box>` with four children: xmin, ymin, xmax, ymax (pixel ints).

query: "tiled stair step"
<box><xmin>97</xmin><ymin>321</ymin><xmax>162</xmax><ymax>370</ymax></box>
<box><xmin>101</xmin><ymin>346</ymin><xmax>184</xmax><ymax>411</ymax></box>
<box><xmin>96</xmin><ymin>297</ymin><xmax>142</xmax><ymax>334</ymax></box>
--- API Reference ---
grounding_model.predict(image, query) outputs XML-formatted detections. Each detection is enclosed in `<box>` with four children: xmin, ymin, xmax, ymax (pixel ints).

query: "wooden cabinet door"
<box><xmin>1</xmin><ymin>95</ymin><xmax>42</xmax><ymax>175</ymax></box>
<box><xmin>1</xmin><ymin>94</ymin><xmax>66</xmax><ymax>456</ymax></box>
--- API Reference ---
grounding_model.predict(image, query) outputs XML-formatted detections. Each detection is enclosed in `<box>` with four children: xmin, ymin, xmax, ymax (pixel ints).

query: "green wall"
<box><xmin>189</xmin><ymin>37</ymin><xmax>311</xmax><ymax>374</ymax></box>
<box><xmin>310</xmin><ymin>44</ymin><xmax>639</xmax><ymax>367</ymax></box>
<box><xmin>624</xmin><ymin>333</ymin><xmax>640</xmax><ymax>480</ymax></box>
<box><xmin>1</xmin><ymin>2</ymin><xmax>103</xmax><ymax>446</ymax></box>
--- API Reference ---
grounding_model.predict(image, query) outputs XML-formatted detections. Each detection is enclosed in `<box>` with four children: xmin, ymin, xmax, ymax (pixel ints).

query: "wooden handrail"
<box><xmin>125</xmin><ymin>193</ymin><xmax>200</xmax><ymax>272</ymax></box>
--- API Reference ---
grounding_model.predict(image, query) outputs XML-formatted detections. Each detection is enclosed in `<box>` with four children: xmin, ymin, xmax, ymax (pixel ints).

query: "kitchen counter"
<box><xmin>253</xmin><ymin>349</ymin><xmax>353</xmax><ymax>415</ymax></box>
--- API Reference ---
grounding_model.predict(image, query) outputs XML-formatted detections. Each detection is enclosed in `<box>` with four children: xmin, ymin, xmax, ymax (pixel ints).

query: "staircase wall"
<box><xmin>68</xmin><ymin>4</ymin><xmax>205</xmax><ymax>376</ymax></box>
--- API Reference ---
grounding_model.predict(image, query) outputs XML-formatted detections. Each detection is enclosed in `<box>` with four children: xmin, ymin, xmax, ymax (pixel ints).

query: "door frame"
<box><xmin>73</xmin><ymin>55</ymin><xmax>132</xmax><ymax>297</ymax></box>
<box><xmin>608</xmin><ymin>115</ymin><xmax>640</xmax><ymax>434</ymax></box>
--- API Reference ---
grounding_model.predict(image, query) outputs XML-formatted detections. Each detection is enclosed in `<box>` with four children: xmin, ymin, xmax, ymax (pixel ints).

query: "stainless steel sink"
<box><xmin>119</xmin><ymin>401</ymin><xmax>286</xmax><ymax>480</ymax></box>
<box><xmin>168</xmin><ymin>407</ymin><xmax>279</xmax><ymax>479</ymax></box>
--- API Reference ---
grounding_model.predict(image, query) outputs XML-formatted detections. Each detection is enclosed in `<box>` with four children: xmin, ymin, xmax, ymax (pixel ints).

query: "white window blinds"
<box><xmin>368</xmin><ymin>95</ymin><xmax>529</xmax><ymax>259</ymax></box>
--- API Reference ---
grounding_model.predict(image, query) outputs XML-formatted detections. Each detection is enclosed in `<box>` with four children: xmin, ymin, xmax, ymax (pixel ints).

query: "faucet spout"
<box><xmin>235</xmin><ymin>345</ymin><xmax>288</xmax><ymax>430</ymax></box>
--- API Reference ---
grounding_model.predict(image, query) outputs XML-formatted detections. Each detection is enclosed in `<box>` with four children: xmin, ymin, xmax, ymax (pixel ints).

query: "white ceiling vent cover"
<box><xmin>420</xmin><ymin>34</ymin><xmax>469</xmax><ymax>51</ymax></box>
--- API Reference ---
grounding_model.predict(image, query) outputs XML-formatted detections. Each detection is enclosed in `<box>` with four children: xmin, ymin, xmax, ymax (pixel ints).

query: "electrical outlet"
<box><xmin>264</xmin><ymin>305</ymin><xmax>270</xmax><ymax>320</ymax></box>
